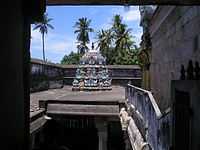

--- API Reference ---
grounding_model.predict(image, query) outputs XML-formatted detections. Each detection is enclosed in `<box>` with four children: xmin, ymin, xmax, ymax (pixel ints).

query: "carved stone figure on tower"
<box><xmin>72</xmin><ymin>42</ymin><xmax>112</xmax><ymax>91</ymax></box>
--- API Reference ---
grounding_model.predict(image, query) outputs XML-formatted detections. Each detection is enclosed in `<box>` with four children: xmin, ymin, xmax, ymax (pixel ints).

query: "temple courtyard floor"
<box><xmin>30</xmin><ymin>85</ymin><xmax>126</xmax><ymax>118</ymax></box>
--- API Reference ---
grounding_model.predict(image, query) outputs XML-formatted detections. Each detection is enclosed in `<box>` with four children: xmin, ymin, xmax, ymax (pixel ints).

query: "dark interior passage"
<box><xmin>33</xmin><ymin>117</ymin><xmax>125</xmax><ymax>150</ymax></box>
<box><xmin>107</xmin><ymin>121</ymin><xmax>126</xmax><ymax>150</ymax></box>
<box><xmin>41</xmin><ymin>118</ymin><xmax>98</xmax><ymax>150</ymax></box>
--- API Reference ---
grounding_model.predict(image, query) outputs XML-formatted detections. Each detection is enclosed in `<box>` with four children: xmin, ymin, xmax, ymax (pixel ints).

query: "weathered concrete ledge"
<box><xmin>30</xmin><ymin>109</ymin><xmax>47</xmax><ymax>135</ymax></box>
<box><xmin>30</xmin><ymin>85</ymin><xmax>126</xmax><ymax>123</ymax></box>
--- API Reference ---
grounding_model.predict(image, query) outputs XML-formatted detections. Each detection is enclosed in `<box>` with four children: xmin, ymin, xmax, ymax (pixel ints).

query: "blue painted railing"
<box><xmin>125</xmin><ymin>84</ymin><xmax>171</xmax><ymax>150</ymax></box>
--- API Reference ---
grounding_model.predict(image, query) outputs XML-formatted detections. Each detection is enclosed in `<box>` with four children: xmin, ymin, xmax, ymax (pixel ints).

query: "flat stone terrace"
<box><xmin>30</xmin><ymin>86</ymin><xmax>125</xmax><ymax>117</ymax></box>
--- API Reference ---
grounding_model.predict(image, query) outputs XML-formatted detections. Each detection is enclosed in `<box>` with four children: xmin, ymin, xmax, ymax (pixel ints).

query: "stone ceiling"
<box><xmin>47</xmin><ymin>0</ymin><xmax>200</xmax><ymax>5</ymax></box>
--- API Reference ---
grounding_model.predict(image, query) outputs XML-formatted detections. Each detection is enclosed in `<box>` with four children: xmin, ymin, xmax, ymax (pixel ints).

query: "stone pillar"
<box><xmin>30</xmin><ymin>134</ymin><xmax>36</xmax><ymax>150</ymax></box>
<box><xmin>98</xmin><ymin>129</ymin><xmax>107</xmax><ymax>150</ymax></box>
<box><xmin>95</xmin><ymin>119</ymin><xmax>108</xmax><ymax>150</ymax></box>
<box><xmin>0</xmin><ymin>1</ymin><xmax>30</xmax><ymax>149</ymax></box>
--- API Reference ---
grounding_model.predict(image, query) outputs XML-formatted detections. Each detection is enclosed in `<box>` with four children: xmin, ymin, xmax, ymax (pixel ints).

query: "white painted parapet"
<box><xmin>119</xmin><ymin>108</ymin><xmax>152</xmax><ymax>150</ymax></box>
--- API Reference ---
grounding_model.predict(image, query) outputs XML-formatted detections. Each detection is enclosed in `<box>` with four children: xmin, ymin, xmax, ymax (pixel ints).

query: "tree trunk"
<box><xmin>42</xmin><ymin>33</ymin><xmax>45</xmax><ymax>62</ymax></box>
<box><xmin>42</xmin><ymin>33</ymin><xmax>46</xmax><ymax>77</ymax></box>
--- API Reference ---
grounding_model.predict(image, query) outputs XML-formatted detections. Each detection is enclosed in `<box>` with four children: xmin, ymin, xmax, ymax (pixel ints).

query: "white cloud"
<box><xmin>134</xmin><ymin>31</ymin><xmax>142</xmax><ymax>46</ymax></box>
<box><xmin>111</xmin><ymin>6</ymin><xmax>140</xmax><ymax>22</ymax></box>
<box><xmin>46</xmin><ymin>37</ymin><xmax>77</xmax><ymax>54</ymax></box>
<box><xmin>123</xmin><ymin>9</ymin><xmax>140</xmax><ymax>22</ymax></box>
<box><xmin>31</xmin><ymin>28</ymin><xmax>77</xmax><ymax>63</ymax></box>
<box><xmin>47</xmin><ymin>42</ymin><xmax>67</xmax><ymax>53</ymax></box>
<box><xmin>135</xmin><ymin>32</ymin><xmax>142</xmax><ymax>39</ymax></box>
<box><xmin>31</xmin><ymin>29</ymin><xmax>41</xmax><ymax>42</ymax></box>
<box><xmin>101</xmin><ymin>17</ymin><xmax>112</xmax><ymax>30</ymax></box>
<box><xmin>101</xmin><ymin>23</ymin><xmax>112</xmax><ymax>30</ymax></box>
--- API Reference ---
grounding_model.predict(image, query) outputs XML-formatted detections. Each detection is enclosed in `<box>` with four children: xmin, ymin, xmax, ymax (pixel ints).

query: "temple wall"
<box><xmin>30</xmin><ymin>59</ymin><xmax>142</xmax><ymax>92</ymax></box>
<box><xmin>149</xmin><ymin>6</ymin><xmax>200</xmax><ymax>111</ymax></box>
<box><xmin>31</xmin><ymin>59</ymin><xmax>64</xmax><ymax>92</ymax></box>
<box><xmin>63</xmin><ymin>65</ymin><xmax>142</xmax><ymax>87</ymax></box>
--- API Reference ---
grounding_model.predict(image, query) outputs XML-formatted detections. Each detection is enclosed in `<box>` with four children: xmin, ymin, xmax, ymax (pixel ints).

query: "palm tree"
<box><xmin>74</xmin><ymin>17</ymin><xmax>93</xmax><ymax>54</ymax></box>
<box><xmin>112</xmin><ymin>15</ymin><xmax>132</xmax><ymax>50</ymax></box>
<box><xmin>112</xmin><ymin>15</ymin><xmax>122</xmax><ymax>30</ymax></box>
<box><xmin>115</xmin><ymin>26</ymin><xmax>133</xmax><ymax>52</ymax></box>
<box><xmin>96</xmin><ymin>29</ymin><xmax>113</xmax><ymax>64</ymax></box>
<box><xmin>112</xmin><ymin>15</ymin><xmax>136</xmax><ymax>64</ymax></box>
<box><xmin>33</xmin><ymin>13</ymin><xmax>54</xmax><ymax>62</ymax></box>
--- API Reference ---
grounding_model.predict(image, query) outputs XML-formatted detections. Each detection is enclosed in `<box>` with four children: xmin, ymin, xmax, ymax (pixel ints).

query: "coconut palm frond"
<box><xmin>33</xmin><ymin>13</ymin><xmax>54</xmax><ymax>62</ymax></box>
<box><xmin>74</xmin><ymin>17</ymin><xmax>93</xmax><ymax>55</ymax></box>
<box><xmin>47</xmin><ymin>24</ymin><xmax>54</xmax><ymax>30</ymax></box>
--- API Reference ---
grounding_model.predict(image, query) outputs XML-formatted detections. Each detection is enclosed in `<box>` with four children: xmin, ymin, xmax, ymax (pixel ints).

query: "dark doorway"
<box><xmin>174</xmin><ymin>89</ymin><xmax>190</xmax><ymax>150</ymax></box>
<box><xmin>41</xmin><ymin>118</ymin><xmax>98</xmax><ymax>150</ymax></box>
<box><xmin>107</xmin><ymin>121</ymin><xmax>125</xmax><ymax>150</ymax></box>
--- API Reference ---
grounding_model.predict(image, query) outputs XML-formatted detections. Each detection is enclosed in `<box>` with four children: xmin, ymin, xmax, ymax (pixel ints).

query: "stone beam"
<box><xmin>46</xmin><ymin>104</ymin><xmax>120</xmax><ymax>116</ymax></box>
<box><xmin>47</xmin><ymin>0</ymin><xmax>200</xmax><ymax>5</ymax></box>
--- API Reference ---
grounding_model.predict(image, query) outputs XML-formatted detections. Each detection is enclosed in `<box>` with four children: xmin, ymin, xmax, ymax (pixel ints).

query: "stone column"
<box><xmin>30</xmin><ymin>134</ymin><xmax>36</xmax><ymax>150</ymax></box>
<box><xmin>95</xmin><ymin>119</ymin><xmax>108</xmax><ymax>150</ymax></box>
<box><xmin>0</xmin><ymin>1</ymin><xmax>30</xmax><ymax>149</ymax></box>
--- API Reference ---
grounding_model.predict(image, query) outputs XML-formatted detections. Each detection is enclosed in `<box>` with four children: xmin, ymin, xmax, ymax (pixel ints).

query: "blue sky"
<box><xmin>31</xmin><ymin>6</ymin><xmax>142</xmax><ymax>63</ymax></box>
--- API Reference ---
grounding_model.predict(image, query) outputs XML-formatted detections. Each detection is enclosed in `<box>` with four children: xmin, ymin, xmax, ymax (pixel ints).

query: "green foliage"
<box><xmin>96</xmin><ymin>14</ymin><xmax>140</xmax><ymax>65</ymax></box>
<box><xmin>60</xmin><ymin>52</ymin><xmax>81</xmax><ymax>65</ymax></box>
<box><xmin>61</xmin><ymin>15</ymin><xmax>141</xmax><ymax>65</ymax></box>
<box><xmin>33</xmin><ymin>13</ymin><xmax>54</xmax><ymax>34</ymax></box>
<box><xmin>33</xmin><ymin>13</ymin><xmax>54</xmax><ymax>62</ymax></box>
<box><xmin>96</xmin><ymin>29</ymin><xmax>114</xmax><ymax>64</ymax></box>
<box><xmin>74</xmin><ymin>17</ymin><xmax>93</xmax><ymax>54</ymax></box>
